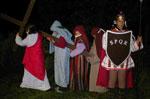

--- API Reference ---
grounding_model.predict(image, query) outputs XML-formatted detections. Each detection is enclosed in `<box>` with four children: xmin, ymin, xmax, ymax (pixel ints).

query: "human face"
<box><xmin>116</xmin><ymin>16</ymin><xmax>125</xmax><ymax>30</ymax></box>
<box><xmin>75</xmin><ymin>31</ymin><xmax>82</xmax><ymax>38</ymax></box>
<box><xmin>92</xmin><ymin>34</ymin><xmax>96</xmax><ymax>38</ymax></box>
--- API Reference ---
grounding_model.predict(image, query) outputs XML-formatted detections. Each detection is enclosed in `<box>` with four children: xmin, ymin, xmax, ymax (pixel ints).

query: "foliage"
<box><xmin>0</xmin><ymin>32</ymin><xmax>23</xmax><ymax>78</ymax></box>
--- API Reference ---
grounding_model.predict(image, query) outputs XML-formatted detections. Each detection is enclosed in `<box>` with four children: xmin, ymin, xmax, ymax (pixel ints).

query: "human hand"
<box><xmin>16</xmin><ymin>33</ymin><xmax>20</xmax><ymax>37</ymax></box>
<box><xmin>137</xmin><ymin>35</ymin><xmax>143</xmax><ymax>43</ymax></box>
<box><xmin>136</xmin><ymin>35</ymin><xmax>143</xmax><ymax>48</ymax></box>
<box><xmin>46</xmin><ymin>37</ymin><xmax>54</xmax><ymax>42</ymax></box>
<box><xmin>46</xmin><ymin>37</ymin><xmax>51</xmax><ymax>41</ymax></box>
<box><xmin>136</xmin><ymin>36</ymin><xmax>143</xmax><ymax>45</ymax></box>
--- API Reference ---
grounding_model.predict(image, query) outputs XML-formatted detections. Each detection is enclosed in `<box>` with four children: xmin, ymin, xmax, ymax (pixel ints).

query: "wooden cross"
<box><xmin>0</xmin><ymin>0</ymin><xmax>36</xmax><ymax>33</ymax></box>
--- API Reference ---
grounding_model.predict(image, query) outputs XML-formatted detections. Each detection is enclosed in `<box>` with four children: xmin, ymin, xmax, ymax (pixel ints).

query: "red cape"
<box><xmin>23</xmin><ymin>34</ymin><xmax>45</xmax><ymax>80</ymax></box>
<box><xmin>96</xmin><ymin>49</ymin><xmax>134</xmax><ymax>88</ymax></box>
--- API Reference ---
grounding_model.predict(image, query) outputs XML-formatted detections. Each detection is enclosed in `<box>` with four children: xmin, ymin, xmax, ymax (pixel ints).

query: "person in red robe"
<box><xmin>69</xmin><ymin>25</ymin><xmax>89</xmax><ymax>91</ymax></box>
<box><xmin>15</xmin><ymin>25</ymin><xmax>50</xmax><ymax>91</ymax></box>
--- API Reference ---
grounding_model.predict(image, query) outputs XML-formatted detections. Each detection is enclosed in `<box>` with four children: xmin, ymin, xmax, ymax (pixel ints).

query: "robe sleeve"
<box><xmin>70</xmin><ymin>43</ymin><xmax>86</xmax><ymax>57</ymax></box>
<box><xmin>15</xmin><ymin>35</ymin><xmax>29</xmax><ymax>46</ymax></box>
<box><xmin>15</xmin><ymin>34</ymin><xmax>38</xmax><ymax>47</ymax></box>
<box><xmin>54</xmin><ymin>36</ymin><xmax>66</xmax><ymax>48</ymax></box>
<box><xmin>88</xmin><ymin>41</ymin><xmax>95</xmax><ymax>57</ymax></box>
<box><xmin>49</xmin><ymin>42</ymin><xmax>55</xmax><ymax>54</ymax></box>
<box><xmin>87</xmin><ymin>42</ymin><xmax>95</xmax><ymax>63</ymax></box>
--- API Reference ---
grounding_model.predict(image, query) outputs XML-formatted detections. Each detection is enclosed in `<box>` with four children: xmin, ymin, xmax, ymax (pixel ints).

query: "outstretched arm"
<box><xmin>70</xmin><ymin>43</ymin><xmax>86</xmax><ymax>57</ymax></box>
<box><xmin>41</xmin><ymin>31</ymin><xmax>75</xmax><ymax>49</ymax></box>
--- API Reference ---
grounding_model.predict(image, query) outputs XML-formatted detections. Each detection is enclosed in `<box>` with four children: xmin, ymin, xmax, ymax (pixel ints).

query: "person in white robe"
<box><xmin>15</xmin><ymin>25</ymin><xmax>50</xmax><ymax>91</ymax></box>
<box><xmin>48</xmin><ymin>20</ymin><xmax>73</xmax><ymax>93</ymax></box>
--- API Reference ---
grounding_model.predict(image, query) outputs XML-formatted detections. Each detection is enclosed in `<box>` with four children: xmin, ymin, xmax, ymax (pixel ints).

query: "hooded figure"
<box><xmin>48</xmin><ymin>20</ymin><xmax>73</xmax><ymax>92</ymax></box>
<box><xmin>87</xmin><ymin>26</ymin><xmax>108</xmax><ymax>93</ymax></box>
<box><xmin>69</xmin><ymin>25</ymin><xmax>89</xmax><ymax>91</ymax></box>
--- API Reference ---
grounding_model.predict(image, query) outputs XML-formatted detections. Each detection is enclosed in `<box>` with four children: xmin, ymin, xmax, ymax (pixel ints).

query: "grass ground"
<box><xmin>0</xmin><ymin>43</ymin><xmax>149</xmax><ymax>99</ymax></box>
<box><xmin>0</xmin><ymin>66</ymin><xmax>149</xmax><ymax>99</ymax></box>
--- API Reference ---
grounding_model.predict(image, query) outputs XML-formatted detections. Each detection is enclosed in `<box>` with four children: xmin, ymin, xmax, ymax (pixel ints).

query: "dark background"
<box><xmin>0</xmin><ymin>0</ymin><xmax>150</xmax><ymax>47</ymax></box>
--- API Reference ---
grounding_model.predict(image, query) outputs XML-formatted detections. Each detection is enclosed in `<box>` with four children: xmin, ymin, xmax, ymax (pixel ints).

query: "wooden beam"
<box><xmin>41</xmin><ymin>31</ymin><xmax>76</xmax><ymax>50</ymax></box>
<box><xmin>0</xmin><ymin>13</ymin><xmax>23</xmax><ymax>26</ymax></box>
<box><xmin>0</xmin><ymin>0</ymin><xmax>36</xmax><ymax>33</ymax></box>
<box><xmin>20</xmin><ymin>0</ymin><xmax>36</xmax><ymax>33</ymax></box>
<box><xmin>22</xmin><ymin>0</ymin><xmax>36</xmax><ymax>25</ymax></box>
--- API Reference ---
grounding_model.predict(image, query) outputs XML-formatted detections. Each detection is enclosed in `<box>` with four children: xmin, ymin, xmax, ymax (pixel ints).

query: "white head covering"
<box><xmin>50</xmin><ymin>20</ymin><xmax>73</xmax><ymax>44</ymax></box>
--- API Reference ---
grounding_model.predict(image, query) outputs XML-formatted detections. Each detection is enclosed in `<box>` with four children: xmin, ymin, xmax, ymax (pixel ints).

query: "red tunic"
<box><xmin>54</xmin><ymin>36</ymin><xmax>66</xmax><ymax>48</ymax></box>
<box><xmin>96</xmin><ymin>49</ymin><xmax>109</xmax><ymax>87</ymax></box>
<box><xmin>22</xmin><ymin>33</ymin><xmax>45</xmax><ymax>80</ymax></box>
<box><xmin>70</xmin><ymin>40</ymin><xmax>89</xmax><ymax>90</ymax></box>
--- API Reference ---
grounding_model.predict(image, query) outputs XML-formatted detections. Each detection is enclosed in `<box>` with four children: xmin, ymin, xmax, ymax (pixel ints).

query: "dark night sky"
<box><xmin>0</xmin><ymin>0</ymin><xmax>150</xmax><ymax>45</ymax></box>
